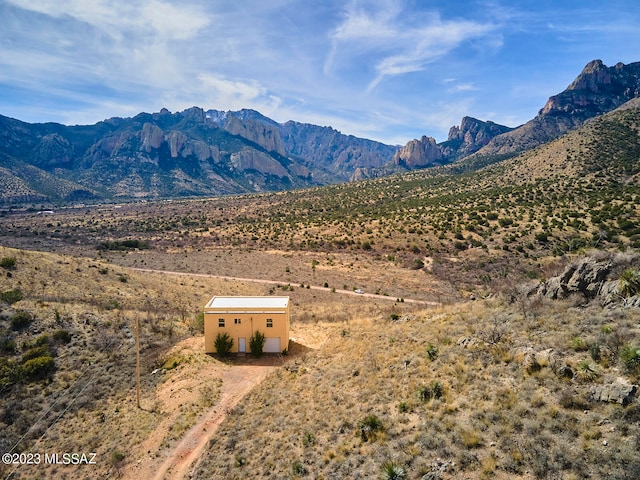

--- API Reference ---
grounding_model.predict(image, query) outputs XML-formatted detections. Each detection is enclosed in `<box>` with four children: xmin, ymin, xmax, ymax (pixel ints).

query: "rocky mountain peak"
<box><xmin>392</xmin><ymin>135</ymin><xmax>443</xmax><ymax>168</ymax></box>
<box><xmin>540</xmin><ymin>60</ymin><xmax>640</xmax><ymax>116</ymax></box>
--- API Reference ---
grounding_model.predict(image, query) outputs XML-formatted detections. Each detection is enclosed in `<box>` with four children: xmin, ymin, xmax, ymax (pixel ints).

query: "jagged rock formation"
<box><xmin>392</xmin><ymin>135</ymin><xmax>443</xmax><ymax>168</ymax></box>
<box><xmin>223</xmin><ymin>114</ymin><xmax>287</xmax><ymax>157</ymax></box>
<box><xmin>592</xmin><ymin>378</ymin><xmax>638</xmax><ymax>405</ymax></box>
<box><xmin>0</xmin><ymin>107</ymin><xmax>396</xmax><ymax>203</ymax></box>
<box><xmin>442</xmin><ymin>117</ymin><xmax>513</xmax><ymax>158</ymax></box>
<box><xmin>529</xmin><ymin>253</ymin><xmax>640</xmax><ymax>306</ymax></box>
<box><xmin>475</xmin><ymin>60</ymin><xmax>640</xmax><ymax>157</ymax></box>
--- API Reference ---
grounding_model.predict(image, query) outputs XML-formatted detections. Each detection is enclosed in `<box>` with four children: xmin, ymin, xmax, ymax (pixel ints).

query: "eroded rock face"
<box><xmin>531</xmin><ymin>257</ymin><xmax>612</xmax><ymax>299</ymax></box>
<box><xmin>230</xmin><ymin>148</ymin><xmax>289</xmax><ymax>178</ymax></box>
<box><xmin>592</xmin><ymin>378</ymin><xmax>638</xmax><ymax>406</ymax></box>
<box><xmin>224</xmin><ymin>114</ymin><xmax>287</xmax><ymax>156</ymax></box>
<box><xmin>393</xmin><ymin>135</ymin><xmax>443</xmax><ymax>168</ymax></box>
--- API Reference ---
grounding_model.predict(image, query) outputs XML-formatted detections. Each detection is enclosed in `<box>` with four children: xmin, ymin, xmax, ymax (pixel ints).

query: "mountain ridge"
<box><xmin>1</xmin><ymin>59</ymin><xmax>639</xmax><ymax>205</ymax></box>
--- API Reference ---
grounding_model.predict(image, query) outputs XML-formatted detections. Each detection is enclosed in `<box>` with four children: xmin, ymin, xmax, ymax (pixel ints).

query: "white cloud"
<box><xmin>327</xmin><ymin>1</ymin><xmax>496</xmax><ymax>92</ymax></box>
<box><xmin>447</xmin><ymin>83</ymin><xmax>478</xmax><ymax>93</ymax></box>
<box><xmin>5</xmin><ymin>0</ymin><xmax>209</xmax><ymax>40</ymax></box>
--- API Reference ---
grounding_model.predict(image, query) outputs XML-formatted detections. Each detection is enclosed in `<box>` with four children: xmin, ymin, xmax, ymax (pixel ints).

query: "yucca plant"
<box><xmin>359</xmin><ymin>414</ymin><xmax>383</xmax><ymax>442</ymax></box>
<box><xmin>381</xmin><ymin>461</ymin><xmax>406</xmax><ymax>480</ymax></box>
<box><xmin>619</xmin><ymin>269</ymin><xmax>640</xmax><ymax>298</ymax></box>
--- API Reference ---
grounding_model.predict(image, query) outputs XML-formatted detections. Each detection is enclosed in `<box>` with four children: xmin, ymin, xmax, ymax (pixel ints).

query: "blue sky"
<box><xmin>0</xmin><ymin>0</ymin><xmax>639</xmax><ymax>145</ymax></box>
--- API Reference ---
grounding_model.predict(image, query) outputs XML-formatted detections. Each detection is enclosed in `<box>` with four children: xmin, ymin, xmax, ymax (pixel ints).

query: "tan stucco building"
<box><xmin>203</xmin><ymin>296</ymin><xmax>290</xmax><ymax>354</ymax></box>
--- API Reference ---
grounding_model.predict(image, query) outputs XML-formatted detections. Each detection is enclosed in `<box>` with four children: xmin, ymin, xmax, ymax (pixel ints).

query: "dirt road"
<box><xmin>145</xmin><ymin>363</ymin><xmax>277</xmax><ymax>480</ymax></box>
<box><xmin>130</xmin><ymin>267</ymin><xmax>441</xmax><ymax>306</ymax></box>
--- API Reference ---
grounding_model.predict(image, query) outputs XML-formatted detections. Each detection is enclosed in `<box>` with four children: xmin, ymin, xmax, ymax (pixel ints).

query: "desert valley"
<box><xmin>0</xmin><ymin>59</ymin><xmax>639</xmax><ymax>480</ymax></box>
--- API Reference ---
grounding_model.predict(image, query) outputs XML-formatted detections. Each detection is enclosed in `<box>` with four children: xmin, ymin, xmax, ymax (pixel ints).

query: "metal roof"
<box><xmin>204</xmin><ymin>296</ymin><xmax>289</xmax><ymax>310</ymax></box>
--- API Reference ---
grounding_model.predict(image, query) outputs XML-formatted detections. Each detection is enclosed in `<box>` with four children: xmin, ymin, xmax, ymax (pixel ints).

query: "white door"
<box><xmin>238</xmin><ymin>337</ymin><xmax>246</xmax><ymax>353</ymax></box>
<box><xmin>263</xmin><ymin>338</ymin><xmax>281</xmax><ymax>353</ymax></box>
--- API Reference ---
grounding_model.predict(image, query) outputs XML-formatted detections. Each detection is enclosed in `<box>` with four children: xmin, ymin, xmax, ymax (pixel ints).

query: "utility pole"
<box><xmin>136</xmin><ymin>315</ymin><xmax>141</xmax><ymax>409</ymax></box>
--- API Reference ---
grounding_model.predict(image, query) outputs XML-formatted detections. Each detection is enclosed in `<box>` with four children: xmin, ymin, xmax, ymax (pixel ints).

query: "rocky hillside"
<box><xmin>0</xmin><ymin>108</ymin><xmax>395</xmax><ymax>205</ymax></box>
<box><xmin>2</xmin><ymin>59</ymin><xmax>639</xmax><ymax>205</ymax></box>
<box><xmin>474</xmin><ymin>59</ymin><xmax>640</xmax><ymax>157</ymax></box>
<box><xmin>384</xmin><ymin>59</ymin><xmax>640</xmax><ymax>177</ymax></box>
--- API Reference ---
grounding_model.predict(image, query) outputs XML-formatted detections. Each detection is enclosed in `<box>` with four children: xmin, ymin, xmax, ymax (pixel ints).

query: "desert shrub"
<box><xmin>192</xmin><ymin>312</ymin><xmax>204</xmax><ymax>334</ymax></box>
<box><xmin>0</xmin><ymin>357</ymin><xmax>18</xmax><ymax>390</ymax></box>
<box><xmin>291</xmin><ymin>460</ymin><xmax>307</xmax><ymax>476</ymax></box>
<box><xmin>418</xmin><ymin>381</ymin><xmax>444</xmax><ymax>403</ymax></box>
<box><xmin>104</xmin><ymin>299</ymin><xmax>120</xmax><ymax>310</ymax></box>
<box><xmin>22</xmin><ymin>345</ymin><xmax>52</xmax><ymax>363</ymax></box>
<box><xmin>619</xmin><ymin>344</ymin><xmax>640</xmax><ymax>374</ymax></box>
<box><xmin>302</xmin><ymin>431</ymin><xmax>315</xmax><ymax>447</ymax></box>
<box><xmin>10</xmin><ymin>310</ymin><xmax>32</xmax><ymax>330</ymax></box>
<box><xmin>52</xmin><ymin>329</ymin><xmax>72</xmax><ymax>344</ymax></box>
<box><xmin>426</xmin><ymin>344</ymin><xmax>439</xmax><ymax>361</ymax></box>
<box><xmin>359</xmin><ymin>414</ymin><xmax>383</xmax><ymax>442</ymax></box>
<box><xmin>0</xmin><ymin>256</ymin><xmax>16</xmax><ymax>270</ymax></box>
<box><xmin>575</xmin><ymin>360</ymin><xmax>599</xmax><ymax>382</ymax></box>
<box><xmin>249</xmin><ymin>331</ymin><xmax>265</xmax><ymax>357</ymax></box>
<box><xmin>1</xmin><ymin>289</ymin><xmax>23</xmax><ymax>305</ymax></box>
<box><xmin>214</xmin><ymin>332</ymin><xmax>233</xmax><ymax>356</ymax></box>
<box><xmin>569</xmin><ymin>336</ymin><xmax>588</xmax><ymax>352</ymax></box>
<box><xmin>97</xmin><ymin>239</ymin><xmax>149</xmax><ymax>251</ymax></box>
<box><xmin>0</xmin><ymin>334</ymin><xmax>16</xmax><ymax>354</ymax></box>
<box><xmin>20</xmin><ymin>356</ymin><xmax>55</xmax><ymax>381</ymax></box>
<box><xmin>381</xmin><ymin>461</ymin><xmax>406</xmax><ymax>480</ymax></box>
<box><xmin>619</xmin><ymin>268</ymin><xmax>640</xmax><ymax>297</ymax></box>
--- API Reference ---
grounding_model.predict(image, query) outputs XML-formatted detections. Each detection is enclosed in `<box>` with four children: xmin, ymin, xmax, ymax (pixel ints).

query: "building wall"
<box><xmin>204</xmin><ymin>310</ymin><xmax>289</xmax><ymax>353</ymax></box>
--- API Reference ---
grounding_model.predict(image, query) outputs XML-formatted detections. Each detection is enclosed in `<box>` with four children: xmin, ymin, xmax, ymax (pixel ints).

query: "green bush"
<box><xmin>10</xmin><ymin>310</ymin><xmax>32</xmax><ymax>330</ymax></box>
<box><xmin>0</xmin><ymin>358</ymin><xmax>18</xmax><ymax>391</ymax></box>
<box><xmin>0</xmin><ymin>335</ymin><xmax>16</xmax><ymax>355</ymax></box>
<box><xmin>249</xmin><ymin>331</ymin><xmax>265</xmax><ymax>357</ymax></box>
<box><xmin>22</xmin><ymin>345</ymin><xmax>52</xmax><ymax>363</ymax></box>
<box><xmin>0</xmin><ymin>256</ymin><xmax>16</xmax><ymax>270</ymax></box>
<box><xmin>291</xmin><ymin>460</ymin><xmax>307</xmax><ymax>476</ymax></box>
<box><xmin>426</xmin><ymin>344</ymin><xmax>439</xmax><ymax>361</ymax></box>
<box><xmin>53</xmin><ymin>329</ymin><xmax>72</xmax><ymax>344</ymax></box>
<box><xmin>381</xmin><ymin>461</ymin><xmax>407</xmax><ymax>480</ymax></box>
<box><xmin>1</xmin><ymin>288</ymin><xmax>23</xmax><ymax>305</ymax></box>
<box><xmin>619</xmin><ymin>269</ymin><xmax>640</xmax><ymax>297</ymax></box>
<box><xmin>619</xmin><ymin>344</ymin><xmax>640</xmax><ymax>374</ymax></box>
<box><xmin>214</xmin><ymin>332</ymin><xmax>234</xmax><ymax>356</ymax></box>
<box><xmin>359</xmin><ymin>414</ymin><xmax>384</xmax><ymax>442</ymax></box>
<box><xmin>20</xmin><ymin>355</ymin><xmax>55</xmax><ymax>381</ymax></box>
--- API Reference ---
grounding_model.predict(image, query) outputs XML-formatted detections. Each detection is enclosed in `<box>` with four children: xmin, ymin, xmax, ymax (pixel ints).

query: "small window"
<box><xmin>218</xmin><ymin>318</ymin><xmax>225</xmax><ymax>327</ymax></box>
<box><xmin>234</xmin><ymin>318</ymin><xmax>241</xmax><ymax>325</ymax></box>
<box><xmin>266</xmin><ymin>318</ymin><xmax>273</xmax><ymax>328</ymax></box>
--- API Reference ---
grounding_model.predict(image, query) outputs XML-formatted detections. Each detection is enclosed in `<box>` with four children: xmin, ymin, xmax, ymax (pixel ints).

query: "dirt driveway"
<box><xmin>121</xmin><ymin>337</ymin><xmax>281</xmax><ymax>480</ymax></box>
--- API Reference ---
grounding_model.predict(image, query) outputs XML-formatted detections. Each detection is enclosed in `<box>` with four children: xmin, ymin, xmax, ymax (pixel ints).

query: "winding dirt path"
<box><xmin>130</xmin><ymin>267</ymin><xmax>441</xmax><ymax>306</ymax></box>
<box><xmin>148</xmin><ymin>363</ymin><xmax>277</xmax><ymax>480</ymax></box>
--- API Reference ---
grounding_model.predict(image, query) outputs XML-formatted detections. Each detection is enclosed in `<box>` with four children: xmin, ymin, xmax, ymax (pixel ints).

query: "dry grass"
<box><xmin>192</xmin><ymin>297</ymin><xmax>640</xmax><ymax>480</ymax></box>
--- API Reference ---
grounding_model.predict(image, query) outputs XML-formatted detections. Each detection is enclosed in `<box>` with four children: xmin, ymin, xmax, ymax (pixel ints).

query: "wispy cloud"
<box><xmin>326</xmin><ymin>0</ymin><xmax>496</xmax><ymax>92</ymax></box>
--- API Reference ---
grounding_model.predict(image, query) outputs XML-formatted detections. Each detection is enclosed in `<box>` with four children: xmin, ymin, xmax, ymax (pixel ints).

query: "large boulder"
<box><xmin>592</xmin><ymin>378</ymin><xmax>638</xmax><ymax>406</ymax></box>
<box><xmin>530</xmin><ymin>257</ymin><xmax>611</xmax><ymax>299</ymax></box>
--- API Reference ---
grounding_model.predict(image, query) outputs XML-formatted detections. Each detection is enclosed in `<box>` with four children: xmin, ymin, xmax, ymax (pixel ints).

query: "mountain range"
<box><xmin>1</xmin><ymin>59</ymin><xmax>639</xmax><ymax>205</ymax></box>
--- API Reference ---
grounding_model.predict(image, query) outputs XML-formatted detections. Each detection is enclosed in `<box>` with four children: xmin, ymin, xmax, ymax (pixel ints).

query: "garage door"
<box><xmin>263</xmin><ymin>338</ymin><xmax>281</xmax><ymax>353</ymax></box>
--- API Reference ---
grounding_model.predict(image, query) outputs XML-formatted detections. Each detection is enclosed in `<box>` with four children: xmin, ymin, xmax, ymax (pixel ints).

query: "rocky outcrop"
<box><xmin>530</xmin><ymin>257</ymin><xmax>612</xmax><ymax>299</ymax></box>
<box><xmin>223</xmin><ymin>114</ymin><xmax>287</xmax><ymax>156</ymax></box>
<box><xmin>592</xmin><ymin>378</ymin><xmax>638</xmax><ymax>405</ymax></box>
<box><xmin>393</xmin><ymin>135</ymin><xmax>443</xmax><ymax>168</ymax></box>
<box><xmin>475</xmin><ymin>60</ymin><xmax>640</xmax><ymax>157</ymax></box>
<box><xmin>443</xmin><ymin>117</ymin><xmax>513</xmax><ymax>158</ymax></box>
<box><xmin>141</xmin><ymin>123</ymin><xmax>164</xmax><ymax>151</ymax></box>
<box><xmin>230</xmin><ymin>148</ymin><xmax>289</xmax><ymax>178</ymax></box>
<box><xmin>279</xmin><ymin>121</ymin><xmax>395</xmax><ymax>181</ymax></box>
